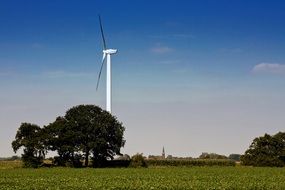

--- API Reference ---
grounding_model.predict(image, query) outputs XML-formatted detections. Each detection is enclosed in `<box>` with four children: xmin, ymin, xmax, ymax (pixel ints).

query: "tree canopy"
<box><xmin>241</xmin><ymin>132</ymin><xmax>285</xmax><ymax>167</ymax></box>
<box><xmin>63</xmin><ymin>105</ymin><xmax>125</xmax><ymax>167</ymax></box>
<box><xmin>12</xmin><ymin>105</ymin><xmax>125</xmax><ymax>168</ymax></box>
<box><xmin>12</xmin><ymin>123</ymin><xmax>45</xmax><ymax>167</ymax></box>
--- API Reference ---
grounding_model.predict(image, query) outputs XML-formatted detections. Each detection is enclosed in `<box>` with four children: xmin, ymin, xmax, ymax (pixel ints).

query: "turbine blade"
<box><xmin>98</xmin><ymin>15</ymin><xmax>107</xmax><ymax>50</ymax></box>
<box><xmin>96</xmin><ymin>53</ymin><xmax>106</xmax><ymax>91</ymax></box>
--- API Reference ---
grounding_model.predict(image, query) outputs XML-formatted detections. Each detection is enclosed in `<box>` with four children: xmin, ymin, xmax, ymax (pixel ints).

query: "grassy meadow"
<box><xmin>1</xmin><ymin>161</ymin><xmax>285</xmax><ymax>189</ymax></box>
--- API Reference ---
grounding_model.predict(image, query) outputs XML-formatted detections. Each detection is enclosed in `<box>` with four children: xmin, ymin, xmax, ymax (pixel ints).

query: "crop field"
<box><xmin>0</xmin><ymin>160</ymin><xmax>22</xmax><ymax>169</ymax></box>
<box><xmin>1</xmin><ymin>164</ymin><xmax>285</xmax><ymax>190</ymax></box>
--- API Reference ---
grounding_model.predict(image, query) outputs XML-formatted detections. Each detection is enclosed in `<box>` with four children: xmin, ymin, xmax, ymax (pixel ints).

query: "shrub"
<box><xmin>53</xmin><ymin>156</ymin><xmax>66</xmax><ymax>166</ymax></box>
<box><xmin>22</xmin><ymin>154</ymin><xmax>43</xmax><ymax>168</ymax></box>
<box><xmin>105</xmin><ymin>160</ymin><xmax>131</xmax><ymax>168</ymax></box>
<box><xmin>129</xmin><ymin>154</ymin><xmax>147</xmax><ymax>168</ymax></box>
<box><xmin>66</xmin><ymin>154</ymin><xmax>83</xmax><ymax>168</ymax></box>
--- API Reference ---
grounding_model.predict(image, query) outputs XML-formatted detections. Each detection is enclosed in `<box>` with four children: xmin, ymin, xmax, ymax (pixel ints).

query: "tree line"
<box><xmin>12</xmin><ymin>105</ymin><xmax>125</xmax><ymax>168</ymax></box>
<box><xmin>11</xmin><ymin>104</ymin><xmax>285</xmax><ymax>168</ymax></box>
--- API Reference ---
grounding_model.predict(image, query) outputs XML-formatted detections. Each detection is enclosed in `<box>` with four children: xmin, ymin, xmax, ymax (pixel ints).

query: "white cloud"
<box><xmin>252</xmin><ymin>63</ymin><xmax>285</xmax><ymax>75</ymax></box>
<box><xmin>151</xmin><ymin>46</ymin><xmax>173</xmax><ymax>54</ymax></box>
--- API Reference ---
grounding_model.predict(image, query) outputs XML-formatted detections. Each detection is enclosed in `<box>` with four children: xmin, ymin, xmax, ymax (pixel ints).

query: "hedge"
<box><xmin>146</xmin><ymin>159</ymin><xmax>236</xmax><ymax>167</ymax></box>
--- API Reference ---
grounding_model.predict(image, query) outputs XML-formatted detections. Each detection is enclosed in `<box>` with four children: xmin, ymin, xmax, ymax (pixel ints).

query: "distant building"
<box><xmin>148</xmin><ymin>146</ymin><xmax>166</xmax><ymax>160</ymax></box>
<box><xmin>162</xmin><ymin>146</ymin><xmax>165</xmax><ymax>159</ymax></box>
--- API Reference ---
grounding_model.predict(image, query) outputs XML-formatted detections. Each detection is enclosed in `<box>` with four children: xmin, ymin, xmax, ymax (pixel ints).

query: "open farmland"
<box><xmin>0</xmin><ymin>160</ymin><xmax>22</xmax><ymax>169</ymax></box>
<box><xmin>0</xmin><ymin>165</ymin><xmax>285</xmax><ymax>189</ymax></box>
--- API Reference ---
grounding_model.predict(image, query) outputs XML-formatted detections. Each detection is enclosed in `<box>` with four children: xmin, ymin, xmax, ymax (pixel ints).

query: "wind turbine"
<box><xmin>96</xmin><ymin>15</ymin><xmax>117</xmax><ymax>113</ymax></box>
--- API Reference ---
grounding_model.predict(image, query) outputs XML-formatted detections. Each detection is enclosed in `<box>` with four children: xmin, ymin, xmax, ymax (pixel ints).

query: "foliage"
<box><xmin>129</xmin><ymin>154</ymin><xmax>148</xmax><ymax>168</ymax></box>
<box><xmin>99</xmin><ymin>154</ymin><xmax>131</xmax><ymax>168</ymax></box>
<box><xmin>146</xmin><ymin>159</ymin><xmax>235</xmax><ymax>167</ymax></box>
<box><xmin>44</xmin><ymin>117</ymin><xmax>78</xmax><ymax>166</ymax></box>
<box><xmin>11</xmin><ymin>105</ymin><xmax>125</xmax><ymax>168</ymax></box>
<box><xmin>199</xmin><ymin>152</ymin><xmax>228</xmax><ymax>159</ymax></box>
<box><xmin>63</xmin><ymin>105</ymin><xmax>125</xmax><ymax>167</ymax></box>
<box><xmin>241</xmin><ymin>132</ymin><xmax>285</xmax><ymax>167</ymax></box>
<box><xmin>11</xmin><ymin>123</ymin><xmax>45</xmax><ymax>168</ymax></box>
<box><xmin>53</xmin><ymin>156</ymin><xmax>67</xmax><ymax>167</ymax></box>
<box><xmin>21</xmin><ymin>153</ymin><xmax>43</xmax><ymax>168</ymax></box>
<box><xmin>65</xmin><ymin>154</ymin><xmax>83</xmax><ymax>168</ymax></box>
<box><xmin>228</xmin><ymin>154</ymin><xmax>241</xmax><ymax>161</ymax></box>
<box><xmin>1</xmin><ymin>166</ymin><xmax>285</xmax><ymax>189</ymax></box>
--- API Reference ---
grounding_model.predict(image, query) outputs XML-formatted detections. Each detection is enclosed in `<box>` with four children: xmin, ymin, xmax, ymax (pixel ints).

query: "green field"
<box><xmin>1</xmin><ymin>164</ymin><xmax>285</xmax><ymax>190</ymax></box>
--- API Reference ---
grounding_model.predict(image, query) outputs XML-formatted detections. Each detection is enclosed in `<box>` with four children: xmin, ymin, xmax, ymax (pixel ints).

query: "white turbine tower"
<box><xmin>96</xmin><ymin>15</ymin><xmax>117</xmax><ymax>113</ymax></box>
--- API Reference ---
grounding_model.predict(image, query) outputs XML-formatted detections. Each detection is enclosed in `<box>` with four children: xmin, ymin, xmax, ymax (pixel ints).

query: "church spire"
<box><xmin>162</xmin><ymin>146</ymin><xmax>165</xmax><ymax>159</ymax></box>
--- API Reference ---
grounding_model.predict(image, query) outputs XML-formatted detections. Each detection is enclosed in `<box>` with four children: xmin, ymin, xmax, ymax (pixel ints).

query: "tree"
<box><xmin>11</xmin><ymin>123</ymin><xmax>45</xmax><ymax>168</ymax></box>
<box><xmin>274</xmin><ymin>132</ymin><xmax>285</xmax><ymax>163</ymax></box>
<box><xmin>241</xmin><ymin>132</ymin><xmax>285</xmax><ymax>167</ymax></box>
<box><xmin>11</xmin><ymin>104</ymin><xmax>126</xmax><ymax>168</ymax></box>
<box><xmin>228</xmin><ymin>154</ymin><xmax>241</xmax><ymax>162</ymax></box>
<box><xmin>43</xmin><ymin>117</ymin><xmax>79</xmax><ymax>166</ymax></box>
<box><xmin>64</xmin><ymin>105</ymin><xmax>125</xmax><ymax>167</ymax></box>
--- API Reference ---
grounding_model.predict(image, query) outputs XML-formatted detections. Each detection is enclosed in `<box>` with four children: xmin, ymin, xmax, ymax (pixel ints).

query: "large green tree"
<box><xmin>12</xmin><ymin>123</ymin><xmax>45</xmax><ymax>167</ymax></box>
<box><xmin>12</xmin><ymin>105</ymin><xmax>126</xmax><ymax>168</ymax></box>
<box><xmin>63</xmin><ymin>105</ymin><xmax>125</xmax><ymax>167</ymax></box>
<box><xmin>241</xmin><ymin>132</ymin><xmax>285</xmax><ymax>167</ymax></box>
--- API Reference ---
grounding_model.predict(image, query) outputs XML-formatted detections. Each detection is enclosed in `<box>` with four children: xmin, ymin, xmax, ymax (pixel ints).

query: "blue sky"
<box><xmin>1</xmin><ymin>0</ymin><xmax>285</xmax><ymax>157</ymax></box>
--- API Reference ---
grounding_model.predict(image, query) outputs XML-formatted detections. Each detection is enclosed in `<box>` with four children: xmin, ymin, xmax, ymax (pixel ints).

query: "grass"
<box><xmin>0</xmin><ymin>161</ymin><xmax>285</xmax><ymax>189</ymax></box>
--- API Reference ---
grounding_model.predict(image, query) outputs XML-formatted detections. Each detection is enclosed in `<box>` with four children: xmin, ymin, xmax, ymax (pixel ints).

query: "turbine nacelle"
<box><xmin>103</xmin><ymin>49</ymin><xmax>118</xmax><ymax>54</ymax></box>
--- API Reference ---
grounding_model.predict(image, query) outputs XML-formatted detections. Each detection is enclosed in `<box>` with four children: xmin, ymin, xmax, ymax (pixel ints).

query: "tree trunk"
<box><xmin>85</xmin><ymin>149</ymin><xmax>89</xmax><ymax>167</ymax></box>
